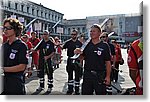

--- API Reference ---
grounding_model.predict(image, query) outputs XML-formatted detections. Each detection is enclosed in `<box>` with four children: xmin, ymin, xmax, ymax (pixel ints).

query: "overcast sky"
<box><xmin>29</xmin><ymin>0</ymin><xmax>143</xmax><ymax>20</ymax></box>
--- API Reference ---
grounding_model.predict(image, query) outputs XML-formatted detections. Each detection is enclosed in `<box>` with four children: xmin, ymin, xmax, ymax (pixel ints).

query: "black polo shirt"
<box><xmin>63</xmin><ymin>39</ymin><xmax>82</xmax><ymax>57</ymax></box>
<box><xmin>83</xmin><ymin>41</ymin><xmax>111</xmax><ymax>72</ymax></box>
<box><xmin>2</xmin><ymin>39</ymin><xmax>28</xmax><ymax>78</ymax></box>
<box><xmin>36</xmin><ymin>39</ymin><xmax>55</xmax><ymax>61</ymax></box>
<box><xmin>108</xmin><ymin>42</ymin><xmax>116</xmax><ymax>56</ymax></box>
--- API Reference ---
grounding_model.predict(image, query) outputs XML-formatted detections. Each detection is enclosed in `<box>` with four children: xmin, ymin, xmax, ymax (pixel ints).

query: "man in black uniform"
<box><xmin>63</xmin><ymin>29</ymin><xmax>82</xmax><ymax>95</ymax></box>
<box><xmin>1</xmin><ymin>18</ymin><xmax>28</xmax><ymax>95</ymax></box>
<box><xmin>35</xmin><ymin>30</ymin><xmax>55</xmax><ymax>93</ymax></box>
<box><xmin>74</xmin><ymin>24</ymin><xmax>111</xmax><ymax>95</ymax></box>
<box><xmin>100</xmin><ymin>32</ymin><xmax>116</xmax><ymax>82</ymax></box>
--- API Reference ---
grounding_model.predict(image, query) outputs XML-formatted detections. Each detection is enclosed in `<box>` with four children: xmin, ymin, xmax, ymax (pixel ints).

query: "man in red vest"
<box><xmin>127</xmin><ymin>37</ymin><xmax>143</xmax><ymax>95</ymax></box>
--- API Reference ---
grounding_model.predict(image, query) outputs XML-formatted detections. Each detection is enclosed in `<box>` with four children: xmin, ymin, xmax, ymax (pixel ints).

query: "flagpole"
<box><xmin>25</xmin><ymin>18</ymin><xmax>37</xmax><ymax>29</ymax></box>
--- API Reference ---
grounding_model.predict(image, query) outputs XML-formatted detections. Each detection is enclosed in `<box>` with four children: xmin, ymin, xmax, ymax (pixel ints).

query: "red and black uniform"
<box><xmin>29</xmin><ymin>37</ymin><xmax>40</xmax><ymax>66</ymax></box>
<box><xmin>81</xmin><ymin>40</ymin><xmax>111</xmax><ymax>95</ymax></box>
<box><xmin>127</xmin><ymin>38</ymin><xmax>143</xmax><ymax>95</ymax></box>
<box><xmin>2</xmin><ymin>39</ymin><xmax>28</xmax><ymax>95</ymax></box>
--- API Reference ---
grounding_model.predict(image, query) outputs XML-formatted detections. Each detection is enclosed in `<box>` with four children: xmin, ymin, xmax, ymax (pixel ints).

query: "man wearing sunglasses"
<box><xmin>63</xmin><ymin>29</ymin><xmax>82</xmax><ymax>95</ymax></box>
<box><xmin>100</xmin><ymin>32</ymin><xmax>116</xmax><ymax>83</ymax></box>
<box><xmin>1</xmin><ymin>18</ymin><xmax>28</xmax><ymax>95</ymax></box>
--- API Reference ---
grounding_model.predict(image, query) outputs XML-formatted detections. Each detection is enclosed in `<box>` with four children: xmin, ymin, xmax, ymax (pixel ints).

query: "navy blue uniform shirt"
<box><xmin>2</xmin><ymin>39</ymin><xmax>28</xmax><ymax>78</ymax></box>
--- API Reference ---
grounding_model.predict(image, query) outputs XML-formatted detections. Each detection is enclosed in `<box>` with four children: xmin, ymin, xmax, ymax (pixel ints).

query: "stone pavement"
<box><xmin>25</xmin><ymin>49</ymin><xmax>135</xmax><ymax>95</ymax></box>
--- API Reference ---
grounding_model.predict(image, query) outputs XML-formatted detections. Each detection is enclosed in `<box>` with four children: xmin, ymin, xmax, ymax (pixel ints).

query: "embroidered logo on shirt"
<box><xmin>9</xmin><ymin>53</ymin><xmax>16</xmax><ymax>59</ymax></box>
<box><xmin>97</xmin><ymin>50</ymin><xmax>102</xmax><ymax>56</ymax></box>
<box><xmin>94</xmin><ymin>47</ymin><xmax>103</xmax><ymax>56</ymax></box>
<box><xmin>94</xmin><ymin>50</ymin><xmax>102</xmax><ymax>56</ymax></box>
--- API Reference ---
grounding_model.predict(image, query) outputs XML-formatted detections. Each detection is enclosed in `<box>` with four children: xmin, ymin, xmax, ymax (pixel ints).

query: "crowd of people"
<box><xmin>0</xmin><ymin>18</ymin><xmax>143</xmax><ymax>95</ymax></box>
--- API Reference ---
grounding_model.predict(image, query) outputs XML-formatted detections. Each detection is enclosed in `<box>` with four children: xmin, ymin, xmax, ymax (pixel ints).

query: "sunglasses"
<box><xmin>100</xmin><ymin>36</ymin><xmax>107</xmax><ymax>38</ymax></box>
<box><xmin>43</xmin><ymin>33</ymin><xmax>48</xmax><ymax>35</ymax></box>
<box><xmin>3</xmin><ymin>26</ymin><xmax>14</xmax><ymax>31</ymax></box>
<box><xmin>71</xmin><ymin>34</ymin><xmax>77</xmax><ymax>36</ymax></box>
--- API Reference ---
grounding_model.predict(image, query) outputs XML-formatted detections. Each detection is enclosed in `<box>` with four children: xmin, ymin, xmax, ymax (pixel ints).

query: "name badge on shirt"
<box><xmin>9</xmin><ymin>53</ymin><xmax>16</xmax><ymax>59</ymax></box>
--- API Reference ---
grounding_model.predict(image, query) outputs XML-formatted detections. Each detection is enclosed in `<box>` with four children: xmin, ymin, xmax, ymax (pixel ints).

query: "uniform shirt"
<box><xmin>63</xmin><ymin>39</ymin><xmax>82</xmax><ymax>57</ymax></box>
<box><xmin>115</xmin><ymin>45</ymin><xmax>122</xmax><ymax>62</ymax></box>
<box><xmin>2</xmin><ymin>39</ymin><xmax>28</xmax><ymax>78</ymax></box>
<box><xmin>83</xmin><ymin>41</ymin><xmax>111</xmax><ymax>72</ymax></box>
<box><xmin>108</xmin><ymin>42</ymin><xmax>116</xmax><ymax>62</ymax></box>
<box><xmin>36</xmin><ymin>40</ymin><xmax>55</xmax><ymax>61</ymax></box>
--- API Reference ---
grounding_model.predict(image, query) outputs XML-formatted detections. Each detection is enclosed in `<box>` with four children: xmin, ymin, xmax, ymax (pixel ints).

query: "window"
<box><xmin>82</xmin><ymin>27</ymin><xmax>85</xmax><ymax>33</ymax></box>
<box><xmin>52</xmin><ymin>15</ymin><xmax>54</xmax><ymax>20</ymax></box>
<box><xmin>41</xmin><ymin>12</ymin><xmax>43</xmax><ymax>17</ymax></box>
<box><xmin>1</xmin><ymin>0</ymin><xmax>3</xmax><ymax>6</ymax></box>
<box><xmin>45</xmin><ymin>13</ymin><xmax>47</xmax><ymax>18</ymax></box>
<box><xmin>68</xmin><ymin>28</ymin><xmax>70</xmax><ymax>35</ymax></box>
<box><xmin>8</xmin><ymin>1</ymin><xmax>11</xmax><ymax>8</ymax></box>
<box><xmin>49</xmin><ymin>14</ymin><xmax>51</xmax><ymax>19</ymax></box>
<box><xmin>32</xmin><ymin>8</ymin><xmax>34</xmax><ymax>15</ymax></box>
<box><xmin>37</xmin><ymin>10</ymin><xmax>39</xmax><ymax>16</ymax></box>
<box><xmin>21</xmin><ymin>5</ymin><xmax>24</xmax><ymax>12</ymax></box>
<box><xmin>77</xmin><ymin>28</ymin><xmax>80</xmax><ymax>33</ymax></box>
<box><xmin>15</xmin><ymin>3</ymin><xmax>18</xmax><ymax>10</ymax></box>
<box><xmin>27</xmin><ymin>7</ymin><xmax>29</xmax><ymax>13</ymax></box>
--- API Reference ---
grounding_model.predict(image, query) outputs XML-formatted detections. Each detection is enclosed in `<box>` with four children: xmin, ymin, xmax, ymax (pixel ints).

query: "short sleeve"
<box><xmin>63</xmin><ymin>41</ymin><xmax>68</xmax><ymax>49</ymax></box>
<box><xmin>49</xmin><ymin>42</ymin><xmax>55</xmax><ymax>53</ymax></box>
<box><xmin>18</xmin><ymin>43</ymin><xmax>28</xmax><ymax>64</ymax></box>
<box><xmin>104</xmin><ymin>43</ymin><xmax>111</xmax><ymax>61</ymax></box>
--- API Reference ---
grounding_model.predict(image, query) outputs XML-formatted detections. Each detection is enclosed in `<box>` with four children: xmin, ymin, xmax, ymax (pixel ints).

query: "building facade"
<box><xmin>0</xmin><ymin>0</ymin><xmax>142</xmax><ymax>43</ymax></box>
<box><xmin>1</xmin><ymin>0</ymin><xmax>64</xmax><ymax>37</ymax></box>
<box><xmin>86</xmin><ymin>14</ymin><xmax>142</xmax><ymax>43</ymax></box>
<box><xmin>62</xmin><ymin>19</ymin><xmax>87</xmax><ymax>41</ymax></box>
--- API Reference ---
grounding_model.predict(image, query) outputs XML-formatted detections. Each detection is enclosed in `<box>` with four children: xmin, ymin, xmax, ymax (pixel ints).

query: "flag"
<box><xmin>26</xmin><ymin>24</ymin><xmax>33</xmax><ymax>37</ymax></box>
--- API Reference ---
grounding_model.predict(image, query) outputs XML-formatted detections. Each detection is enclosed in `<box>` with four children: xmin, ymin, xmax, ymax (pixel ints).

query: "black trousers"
<box><xmin>112</xmin><ymin>61</ymin><xmax>120</xmax><ymax>82</ymax></box>
<box><xmin>66</xmin><ymin>58</ymin><xmax>81</xmax><ymax>92</ymax></box>
<box><xmin>38</xmin><ymin>59</ymin><xmax>53</xmax><ymax>88</ymax></box>
<box><xmin>81</xmin><ymin>71</ymin><xmax>106</xmax><ymax>95</ymax></box>
<box><xmin>2</xmin><ymin>76</ymin><xmax>26</xmax><ymax>95</ymax></box>
<box><xmin>82</xmin><ymin>78</ymin><xmax>106</xmax><ymax>95</ymax></box>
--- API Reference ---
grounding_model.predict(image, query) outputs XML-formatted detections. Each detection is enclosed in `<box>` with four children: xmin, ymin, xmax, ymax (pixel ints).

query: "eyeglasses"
<box><xmin>3</xmin><ymin>26</ymin><xmax>14</xmax><ymax>31</ymax></box>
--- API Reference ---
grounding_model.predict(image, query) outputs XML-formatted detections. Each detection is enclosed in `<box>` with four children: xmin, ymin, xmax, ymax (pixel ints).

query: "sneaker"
<box><xmin>36</xmin><ymin>87</ymin><xmax>44</xmax><ymax>91</ymax></box>
<box><xmin>47</xmin><ymin>88</ymin><xmax>52</xmax><ymax>93</ymax></box>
